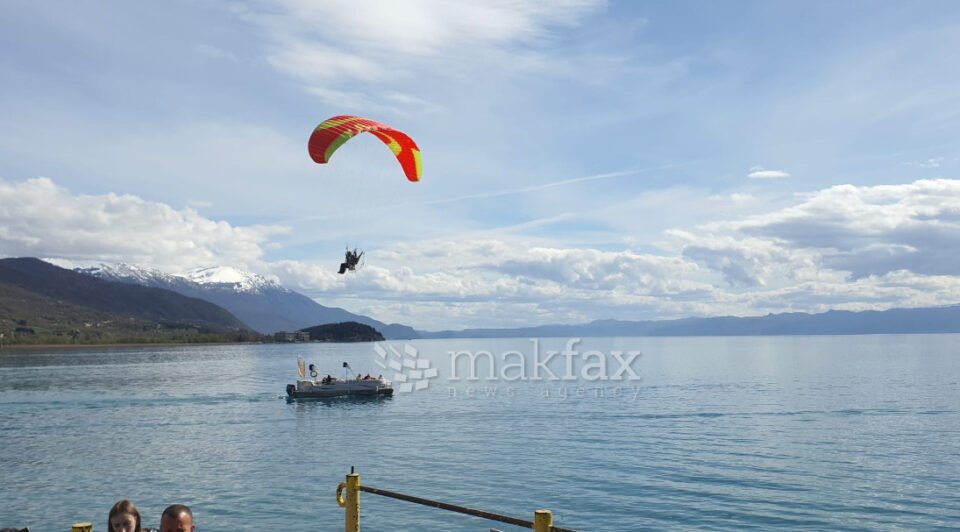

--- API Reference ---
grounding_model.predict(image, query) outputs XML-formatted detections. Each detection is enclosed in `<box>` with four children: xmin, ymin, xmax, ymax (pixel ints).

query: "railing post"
<box><xmin>534</xmin><ymin>509</ymin><xmax>553</xmax><ymax>532</ymax></box>
<box><xmin>336</xmin><ymin>470</ymin><xmax>361</xmax><ymax>532</ymax></box>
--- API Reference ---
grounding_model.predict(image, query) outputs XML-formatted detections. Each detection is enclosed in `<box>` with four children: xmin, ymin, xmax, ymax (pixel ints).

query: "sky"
<box><xmin>2</xmin><ymin>0</ymin><xmax>960</xmax><ymax>331</ymax></box>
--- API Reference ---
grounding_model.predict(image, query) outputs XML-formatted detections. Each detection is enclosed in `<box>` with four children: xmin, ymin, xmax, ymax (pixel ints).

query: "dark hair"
<box><xmin>161</xmin><ymin>504</ymin><xmax>193</xmax><ymax>521</ymax></box>
<box><xmin>108</xmin><ymin>500</ymin><xmax>142</xmax><ymax>532</ymax></box>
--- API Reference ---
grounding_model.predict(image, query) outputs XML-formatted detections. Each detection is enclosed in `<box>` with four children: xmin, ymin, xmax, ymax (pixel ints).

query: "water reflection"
<box><xmin>288</xmin><ymin>394</ymin><xmax>394</xmax><ymax>411</ymax></box>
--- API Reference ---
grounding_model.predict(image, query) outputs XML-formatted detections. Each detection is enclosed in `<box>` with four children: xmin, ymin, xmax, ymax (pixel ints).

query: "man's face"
<box><xmin>160</xmin><ymin>512</ymin><xmax>195</xmax><ymax>532</ymax></box>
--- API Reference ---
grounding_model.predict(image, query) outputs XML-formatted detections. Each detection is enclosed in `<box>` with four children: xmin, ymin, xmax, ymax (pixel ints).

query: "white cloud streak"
<box><xmin>246</xmin><ymin>0</ymin><xmax>605</xmax><ymax>109</ymax></box>
<box><xmin>906</xmin><ymin>157</ymin><xmax>945</xmax><ymax>168</ymax></box>
<box><xmin>747</xmin><ymin>169</ymin><xmax>791</xmax><ymax>179</ymax></box>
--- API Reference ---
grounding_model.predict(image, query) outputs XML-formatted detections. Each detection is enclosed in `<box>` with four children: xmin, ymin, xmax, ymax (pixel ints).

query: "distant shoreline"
<box><xmin>0</xmin><ymin>341</ymin><xmax>255</xmax><ymax>351</ymax></box>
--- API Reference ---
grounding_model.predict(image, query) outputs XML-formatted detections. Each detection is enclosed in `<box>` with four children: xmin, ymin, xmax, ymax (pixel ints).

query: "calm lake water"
<box><xmin>1</xmin><ymin>335</ymin><xmax>959</xmax><ymax>531</ymax></box>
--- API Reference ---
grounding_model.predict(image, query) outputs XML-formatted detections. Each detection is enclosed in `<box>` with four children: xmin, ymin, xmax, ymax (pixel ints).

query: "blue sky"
<box><xmin>2</xmin><ymin>0</ymin><xmax>960</xmax><ymax>330</ymax></box>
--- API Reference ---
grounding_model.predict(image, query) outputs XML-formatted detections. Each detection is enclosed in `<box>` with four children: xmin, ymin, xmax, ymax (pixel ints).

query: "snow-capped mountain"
<box><xmin>77</xmin><ymin>263</ymin><xmax>282</xmax><ymax>294</ymax></box>
<box><xmin>75</xmin><ymin>262</ymin><xmax>419</xmax><ymax>339</ymax></box>
<box><xmin>75</xmin><ymin>262</ymin><xmax>173</xmax><ymax>286</ymax></box>
<box><xmin>180</xmin><ymin>266</ymin><xmax>281</xmax><ymax>293</ymax></box>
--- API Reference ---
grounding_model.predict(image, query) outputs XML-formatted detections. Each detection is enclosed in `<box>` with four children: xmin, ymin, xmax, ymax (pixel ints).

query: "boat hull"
<box><xmin>286</xmin><ymin>380</ymin><xmax>394</xmax><ymax>399</ymax></box>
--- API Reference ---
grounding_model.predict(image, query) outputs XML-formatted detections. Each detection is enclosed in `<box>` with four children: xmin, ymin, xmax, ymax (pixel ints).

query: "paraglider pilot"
<box><xmin>338</xmin><ymin>248</ymin><xmax>363</xmax><ymax>274</ymax></box>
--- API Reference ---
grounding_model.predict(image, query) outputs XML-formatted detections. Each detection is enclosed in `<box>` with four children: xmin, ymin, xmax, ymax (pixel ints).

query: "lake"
<box><xmin>1</xmin><ymin>335</ymin><xmax>958</xmax><ymax>530</ymax></box>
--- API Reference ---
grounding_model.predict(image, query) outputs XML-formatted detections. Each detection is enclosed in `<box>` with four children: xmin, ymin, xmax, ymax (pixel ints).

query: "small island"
<box><xmin>300</xmin><ymin>321</ymin><xmax>385</xmax><ymax>342</ymax></box>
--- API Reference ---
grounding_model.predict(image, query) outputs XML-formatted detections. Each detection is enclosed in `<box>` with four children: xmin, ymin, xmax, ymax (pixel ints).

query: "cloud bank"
<box><xmin>4</xmin><ymin>176</ymin><xmax>960</xmax><ymax>330</ymax></box>
<box><xmin>0</xmin><ymin>177</ymin><xmax>286</xmax><ymax>274</ymax></box>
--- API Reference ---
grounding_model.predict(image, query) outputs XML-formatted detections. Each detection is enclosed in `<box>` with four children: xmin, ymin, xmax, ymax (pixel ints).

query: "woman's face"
<box><xmin>110</xmin><ymin>513</ymin><xmax>137</xmax><ymax>532</ymax></box>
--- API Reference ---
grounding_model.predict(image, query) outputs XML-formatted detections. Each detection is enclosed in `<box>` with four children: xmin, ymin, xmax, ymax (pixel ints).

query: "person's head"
<box><xmin>108</xmin><ymin>500</ymin><xmax>141</xmax><ymax>532</ymax></box>
<box><xmin>160</xmin><ymin>504</ymin><xmax>194</xmax><ymax>532</ymax></box>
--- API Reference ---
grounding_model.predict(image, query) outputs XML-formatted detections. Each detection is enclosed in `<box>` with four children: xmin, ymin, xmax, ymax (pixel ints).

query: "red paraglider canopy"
<box><xmin>308</xmin><ymin>115</ymin><xmax>422</xmax><ymax>182</ymax></box>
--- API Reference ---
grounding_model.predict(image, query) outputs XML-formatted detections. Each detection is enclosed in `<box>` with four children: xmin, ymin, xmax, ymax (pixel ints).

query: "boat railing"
<box><xmin>336</xmin><ymin>467</ymin><xmax>576</xmax><ymax>532</ymax></box>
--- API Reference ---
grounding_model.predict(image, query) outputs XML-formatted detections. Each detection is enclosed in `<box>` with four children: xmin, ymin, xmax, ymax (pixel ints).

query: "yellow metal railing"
<box><xmin>336</xmin><ymin>468</ymin><xmax>576</xmax><ymax>532</ymax></box>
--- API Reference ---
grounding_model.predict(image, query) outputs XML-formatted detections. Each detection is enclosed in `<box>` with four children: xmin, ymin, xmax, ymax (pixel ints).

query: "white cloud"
<box><xmin>266</xmin><ymin>39</ymin><xmax>389</xmax><ymax>84</ymax></box>
<box><xmin>265</xmin><ymin>237</ymin><xmax>719</xmax><ymax>328</ymax></box>
<box><xmin>729</xmin><ymin>193</ymin><xmax>757</xmax><ymax>204</ymax></box>
<box><xmin>494</xmin><ymin>246</ymin><xmax>694</xmax><ymax>293</ymax></box>
<box><xmin>681</xmin><ymin>178</ymin><xmax>960</xmax><ymax>284</ymax></box>
<box><xmin>303</xmin><ymin>86</ymin><xmax>384</xmax><ymax>112</ymax></box>
<box><xmin>0</xmin><ymin>177</ymin><xmax>287</xmax><ymax>274</ymax></box>
<box><xmin>906</xmin><ymin>157</ymin><xmax>945</xmax><ymax>168</ymax></box>
<box><xmin>264</xmin><ymin>0</ymin><xmax>600</xmax><ymax>57</ymax></box>
<box><xmin>747</xmin><ymin>169</ymin><xmax>791</xmax><ymax>179</ymax></box>
<box><xmin>245</xmin><ymin>0</ymin><xmax>605</xmax><ymax>108</ymax></box>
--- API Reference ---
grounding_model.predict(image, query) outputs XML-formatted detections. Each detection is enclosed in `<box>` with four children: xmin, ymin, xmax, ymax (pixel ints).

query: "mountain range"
<box><xmin>0</xmin><ymin>257</ymin><xmax>253</xmax><ymax>342</ymax></box>
<box><xmin>3</xmin><ymin>256</ymin><xmax>958</xmax><ymax>342</ymax></box>
<box><xmin>419</xmin><ymin>305</ymin><xmax>960</xmax><ymax>338</ymax></box>
<box><xmin>76</xmin><ymin>262</ymin><xmax>420</xmax><ymax>339</ymax></box>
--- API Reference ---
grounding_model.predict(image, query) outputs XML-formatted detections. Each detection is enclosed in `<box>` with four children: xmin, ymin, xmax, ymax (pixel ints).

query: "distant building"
<box><xmin>273</xmin><ymin>331</ymin><xmax>311</xmax><ymax>342</ymax></box>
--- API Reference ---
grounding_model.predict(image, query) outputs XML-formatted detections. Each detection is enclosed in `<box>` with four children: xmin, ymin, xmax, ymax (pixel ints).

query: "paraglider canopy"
<box><xmin>308</xmin><ymin>115</ymin><xmax>422</xmax><ymax>182</ymax></box>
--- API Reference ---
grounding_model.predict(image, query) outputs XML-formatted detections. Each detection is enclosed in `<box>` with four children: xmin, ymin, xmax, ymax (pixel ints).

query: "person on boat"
<box><xmin>160</xmin><ymin>504</ymin><xmax>194</xmax><ymax>532</ymax></box>
<box><xmin>308</xmin><ymin>364</ymin><xmax>318</xmax><ymax>379</ymax></box>
<box><xmin>338</xmin><ymin>248</ymin><xmax>363</xmax><ymax>274</ymax></box>
<box><xmin>364</xmin><ymin>373</ymin><xmax>372</xmax><ymax>380</ymax></box>
<box><xmin>108</xmin><ymin>499</ymin><xmax>142</xmax><ymax>532</ymax></box>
